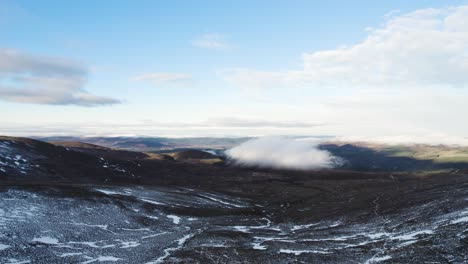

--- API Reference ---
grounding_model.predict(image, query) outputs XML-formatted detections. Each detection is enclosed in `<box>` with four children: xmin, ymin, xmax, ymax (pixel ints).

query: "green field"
<box><xmin>379</xmin><ymin>145</ymin><xmax>468</xmax><ymax>163</ymax></box>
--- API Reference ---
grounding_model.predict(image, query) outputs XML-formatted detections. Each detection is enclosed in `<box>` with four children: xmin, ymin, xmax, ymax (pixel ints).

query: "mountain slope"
<box><xmin>0</xmin><ymin>136</ymin><xmax>467</xmax><ymax>263</ymax></box>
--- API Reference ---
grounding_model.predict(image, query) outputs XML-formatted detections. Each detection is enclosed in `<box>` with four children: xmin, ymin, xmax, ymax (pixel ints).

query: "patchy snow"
<box><xmin>449</xmin><ymin>209</ymin><xmax>468</xmax><ymax>224</ymax></box>
<box><xmin>95</xmin><ymin>189</ymin><xmax>121</xmax><ymax>195</ymax></box>
<box><xmin>119</xmin><ymin>241</ymin><xmax>140</xmax><ymax>248</ymax></box>
<box><xmin>0</xmin><ymin>181</ymin><xmax>465</xmax><ymax>263</ymax></box>
<box><xmin>252</xmin><ymin>242</ymin><xmax>267</xmax><ymax>250</ymax></box>
<box><xmin>451</xmin><ymin>216</ymin><xmax>468</xmax><ymax>224</ymax></box>
<box><xmin>365</xmin><ymin>255</ymin><xmax>392</xmax><ymax>263</ymax></box>
<box><xmin>167</xmin><ymin>215</ymin><xmax>181</xmax><ymax>224</ymax></box>
<box><xmin>230</xmin><ymin>218</ymin><xmax>276</xmax><ymax>233</ymax></box>
<box><xmin>392</xmin><ymin>230</ymin><xmax>434</xmax><ymax>241</ymax></box>
<box><xmin>81</xmin><ymin>256</ymin><xmax>121</xmax><ymax>264</ymax></box>
<box><xmin>397</xmin><ymin>240</ymin><xmax>418</xmax><ymax>247</ymax></box>
<box><xmin>279</xmin><ymin>249</ymin><xmax>330</xmax><ymax>255</ymax></box>
<box><xmin>59</xmin><ymin>252</ymin><xmax>83</xmax><ymax>257</ymax></box>
<box><xmin>119</xmin><ymin>227</ymin><xmax>151</xmax><ymax>232</ymax></box>
<box><xmin>98</xmin><ymin>158</ymin><xmax>127</xmax><ymax>174</ymax></box>
<box><xmin>144</xmin><ymin>214</ymin><xmax>159</xmax><ymax>220</ymax></box>
<box><xmin>71</xmin><ymin>222</ymin><xmax>108</xmax><ymax>230</ymax></box>
<box><xmin>0</xmin><ymin>201</ymin><xmax>42</xmax><ymax>226</ymax></box>
<box><xmin>146</xmin><ymin>234</ymin><xmax>194</xmax><ymax>264</ymax></box>
<box><xmin>141</xmin><ymin>232</ymin><xmax>167</xmax><ymax>240</ymax></box>
<box><xmin>4</xmin><ymin>259</ymin><xmax>31</xmax><ymax>264</ymax></box>
<box><xmin>291</xmin><ymin>222</ymin><xmax>320</xmax><ymax>231</ymax></box>
<box><xmin>32</xmin><ymin>236</ymin><xmax>59</xmax><ymax>245</ymax></box>
<box><xmin>365</xmin><ymin>232</ymin><xmax>389</xmax><ymax>239</ymax></box>
<box><xmin>324</xmin><ymin>221</ymin><xmax>342</xmax><ymax>228</ymax></box>
<box><xmin>197</xmin><ymin>193</ymin><xmax>246</xmax><ymax>208</ymax></box>
<box><xmin>0</xmin><ymin>243</ymin><xmax>11</xmax><ymax>250</ymax></box>
<box><xmin>302</xmin><ymin>234</ymin><xmax>361</xmax><ymax>242</ymax></box>
<box><xmin>140</xmin><ymin>198</ymin><xmax>165</xmax><ymax>206</ymax></box>
<box><xmin>0</xmin><ymin>149</ymin><xmax>32</xmax><ymax>174</ymax></box>
<box><xmin>231</xmin><ymin>226</ymin><xmax>252</xmax><ymax>233</ymax></box>
<box><xmin>68</xmin><ymin>241</ymin><xmax>116</xmax><ymax>249</ymax></box>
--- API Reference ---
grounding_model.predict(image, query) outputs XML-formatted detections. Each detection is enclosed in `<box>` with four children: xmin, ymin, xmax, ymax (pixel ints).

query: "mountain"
<box><xmin>321</xmin><ymin>143</ymin><xmax>468</xmax><ymax>171</ymax></box>
<box><xmin>38</xmin><ymin>136</ymin><xmax>252</xmax><ymax>151</ymax></box>
<box><xmin>170</xmin><ymin>149</ymin><xmax>218</xmax><ymax>160</ymax></box>
<box><xmin>0</xmin><ymin>136</ymin><xmax>467</xmax><ymax>263</ymax></box>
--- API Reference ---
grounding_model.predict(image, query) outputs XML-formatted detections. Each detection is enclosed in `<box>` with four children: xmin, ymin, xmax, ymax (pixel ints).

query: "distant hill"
<box><xmin>16</xmin><ymin>136</ymin><xmax>468</xmax><ymax>172</ymax></box>
<box><xmin>38</xmin><ymin>136</ymin><xmax>251</xmax><ymax>151</ymax></box>
<box><xmin>321</xmin><ymin>142</ymin><xmax>468</xmax><ymax>171</ymax></box>
<box><xmin>171</xmin><ymin>149</ymin><xmax>218</xmax><ymax>160</ymax></box>
<box><xmin>51</xmin><ymin>141</ymin><xmax>111</xmax><ymax>150</ymax></box>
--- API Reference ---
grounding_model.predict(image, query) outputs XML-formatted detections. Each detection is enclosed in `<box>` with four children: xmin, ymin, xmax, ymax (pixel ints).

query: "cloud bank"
<box><xmin>225</xmin><ymin>5</ymin><xmax>468</xmax><ymax>89</ymax></box>
<box><xmin>225</xmin><ymin>137</ymin><xmax>343</xmax><ymax>170</ymax></box>
<box><xmin>132</xmin><ymin>72</ymin><xmax>192</xmax><ymax>84</ymax></box>
<box><xmin>335</xmin><ymin>135</ymin><xmax>468</xmax><ymax>147</ymax></box>
<box><xmin>0</xmin><ymin>49</ymin><xmax>120</xmax><ymax>106</ymax></box>
<box><xmin>192</xmin><ymin>34</ymin><xmax>231</xmax><ymax>50</ymax></box>
<box><xmin>206</xmin><ymin>117</ymin><xmax>324</xmax><ymax>128</ymax></box>
<box><xmin>221</xmin><ymin>5</ymin><xmax>468</xmax><ymax>140</ymax></box>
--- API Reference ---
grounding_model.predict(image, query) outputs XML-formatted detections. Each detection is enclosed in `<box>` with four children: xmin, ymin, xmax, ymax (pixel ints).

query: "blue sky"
<box><xmin>1</xmin><ymin>0</ymin><xmax>468</xmax><ymax>140</ymax></box>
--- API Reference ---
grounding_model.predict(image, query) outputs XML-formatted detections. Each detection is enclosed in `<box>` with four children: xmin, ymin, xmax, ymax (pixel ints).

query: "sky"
<box><xmin>1</xmin><ymin>0</ymin><xmax>468</xmax><ymax>139</ymax></box>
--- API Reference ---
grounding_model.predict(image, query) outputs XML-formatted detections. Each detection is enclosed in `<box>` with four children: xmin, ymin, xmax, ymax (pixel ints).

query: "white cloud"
<box><xmin>334</xmin><ymin>134</ymin><xmax>468</xmax><ymax>147</ymax></box>
<box><xmin>0</xmin><ymin>49</ymin><xmax>120</xmax><ymax>106</ymax></box>
<box><xmin>0</xmin><ymin>117</ymin><xmax>327</xmax><ymax>138</ymax></box>
<box><xmin>205</xmin><ymin>117</ymin><xmax>324</xmax><ymax>128</ymax></box>
<box><xmin>132</xmin><ymin>72</ymin><xmax>192</xmax><ymax>84</ymax></box>
<box><xmin>226</xmin><ymin>137</ymin><xmax>343</xmax><ymax>170</ymax></box>
<box><xmin>192</xmin><ymin>34</ymin><xmax>231</xmax><ymax>50</ymax></box>
<box><xmin>220</xmin><ymin>5</ymin><xmax>468</xmax><ymax>139</ymax></box>
<box><xmin>225</xmin><ymin>5</ymin><xmax>468</xmax><ymax>89</ymax></box>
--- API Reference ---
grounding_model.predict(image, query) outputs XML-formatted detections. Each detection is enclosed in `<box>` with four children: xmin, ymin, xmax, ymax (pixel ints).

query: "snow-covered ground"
<box><xmin>0</xmin><ymin>186</ymin><xmax>466</xmax><ymax>263</ymax></box>
<box><xmin>0</xmin><ymin>141</ymin><xmax>34</xmax><ymax>175</ymax></box>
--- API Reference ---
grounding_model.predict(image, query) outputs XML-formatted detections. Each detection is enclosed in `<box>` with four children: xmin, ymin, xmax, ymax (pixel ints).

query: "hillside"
<box><xmin>51</xmin><ymin>141</ymin><xmax>112</xmax><ymax>150</ymax></box>
<box><xmin>0</xmin><ymin>136</ymin><xmax>467</xmax><ymax>263</ymax></box>
<box><xmin>38</xmin><ymin>136</ymin><xmax>251</xmax><ymax>151</ymax></box>
<box><xmin>321</xmin><ymin>142</ymin><xmax>468</xmax><ymax>172</ymax></box>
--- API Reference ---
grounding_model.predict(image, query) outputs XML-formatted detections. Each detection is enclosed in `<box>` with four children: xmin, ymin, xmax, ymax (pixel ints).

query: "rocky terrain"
<box><xmin>0</xmin><ymin>136</ymin><xmax>467</xmax><ymax>263</ymax></box>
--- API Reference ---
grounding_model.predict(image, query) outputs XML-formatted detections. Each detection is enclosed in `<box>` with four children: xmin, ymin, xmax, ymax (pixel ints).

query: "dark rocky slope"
<box><xmin>0</xmin><ymin>136</ymin><xmax>467</xmax><ymax>263</ymax></box>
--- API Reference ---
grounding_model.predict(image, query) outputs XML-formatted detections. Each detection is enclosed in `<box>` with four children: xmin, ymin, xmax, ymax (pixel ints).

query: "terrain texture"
<box><xmin>0</xmin><ymin>136</ymin><xmax>467</xmax><ymax>263</ymax></box>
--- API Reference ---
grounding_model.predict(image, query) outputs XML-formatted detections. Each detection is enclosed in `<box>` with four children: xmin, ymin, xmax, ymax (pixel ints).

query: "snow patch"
<box><xmin>140</xmin><ymin>198</ymin><xmax>165</xmax><ymax>206</ymax></box>
<box><xmin>365</xmin><ymin>255</ymin><xmax>392</xmax><ymax>263</ymax></box>
<box><xmin>80</xmin><ymin>256</ymin><xmax>121</xmax><ymax>264</ymax></box>
<box><xmin>167</xmin><ymin>215</ymin><xmax>181</xmax><ymax>224</ymax></box>
<box><xmin>0</xmin><ymin>243</ymin><xmax>11</xmax><ymax>250</ymax></box>
<box><xmin>198</xmin><ymin>193</ymin><xmax>246</xmax><ymax>208</ymax></box>
<box><xmin>71</xmin><ymin>222</ymin><xmax>108</xmax><ymax>230</ymax></box>
<box><xmin>451</xmin><ymin>216</ymin><xmax>468</xmax><ymax>224</ymax></box>
<box><xmin>392</xmin><ymin>230</ymin><xmax>434</xmax><ymax>241</ymax></box>
<box><xmin>32</xmin><ymin>236</ymin><xmax>59</xmax><ymax>245</ymax></box>
<box><xmin>4</xmin><ymin>259</ymin><xmax>31</xmax><ymax>264</ymax></box>
<box><xmin>252</xmin><ymin>242</ymin><xmax>267</xmax><ymax>250</ymax></box>
<box><xmin>291</xmin><ymin>222</ymin><xmax>320</xmax><ymax>231</ymax></box>
<box><xmin>95</xmin><ymin>189</ymin><xmax>121</xmax><ymax>195</ymax></box>
<box><xmin>279</xmin><ymin>249</ymin><xmax>330</xmax><ymax>255</ymax></box>
<box><xmin>146</xmin><ymin>233</ymin><xmax>194</xmax><ymax>264</ymax></box>
<box><xmin>119</xmin><ymin>241</ymin><xmax>140</xmax><ymax>248</ymax></box>
<box><xmin>60</xmin><ymin>252</ymin><xmax>83</xmax><ymax>257</ymax></box>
